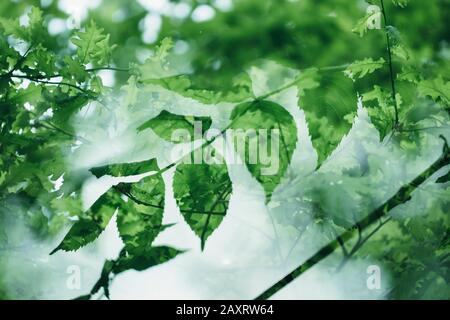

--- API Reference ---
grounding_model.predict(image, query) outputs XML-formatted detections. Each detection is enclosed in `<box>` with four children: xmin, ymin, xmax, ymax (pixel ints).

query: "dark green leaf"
<box><xmin>90</xmin><ymin>158</ymin><xmax>159</xmax><ymax>178</ymax></box>
<box><xmin>50</xmin><ymin>191</ymin><xmax>117</xmax><ymax>254</ymax></box>
<box><xmin>138</xmin><ymin>110</ymin><xmax>212</xmax><ymax>143</ymax></box>
<box><xmin>116</xmin><ymin>174</ymin><xmax>166</xmax><ymax>254</ymax></box>
<box><xmin>173</xmin><ymin>163</ymin><xmax>232</xmax><ymax>250</ymax></box>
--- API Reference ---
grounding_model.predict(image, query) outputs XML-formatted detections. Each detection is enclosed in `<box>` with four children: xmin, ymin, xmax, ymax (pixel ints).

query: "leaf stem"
<box><xmin>38</xmin><ymin>121</ymin><xmax>91</xmax><ymax>144</ymax></box>
<box><xmin>255</xmin><ymin>64</ymin><xmax>349</xmax><ymax>101</ymax></box>
<box><xmin>8</xmin><ymin>74</ymin><xmax>90</xmax><ymax>94</ymax></box>
<box><xmin>380</xmin><ymin>0</ymin><xmax>399</xmax><ymax>126</ymax></box>
<box><xmin>85</xmin><ymin>66</ymin><xmax>130</xmax><ymax>73</ymax></box>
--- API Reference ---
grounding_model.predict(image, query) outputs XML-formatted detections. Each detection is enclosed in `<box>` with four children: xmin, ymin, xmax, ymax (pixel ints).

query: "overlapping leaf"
<box><xmin>138</xmin><ymin>110</ymin><xmax>212</xmax><ymax>143</ymax></box>
<box><xmin>418</xmin><ymin>78</ymin><xmax>450</xmax><ymax>106</ymax></box>
<box><xmin>90</xmin><ymin>159</ymin><xmax>159</xmax><ymax>178</ymax></box>
<box><xmin>300</xmin><ymin>72</ymin><xmax>358</xmax><ymax>165</ymax></box>
<box><xmin>115</xmin><ymin>173</ymin><xmax>166</xmax><ymax>254</ymax></box>
<box><xmin>71</xmin><ymin>21</ymin><xmax>116</xmax><ymax>65</ymax></box>
<box><xmin>51</xmin><ymin>158</ymin><xmax>165</xmax><ymax>254</ymax></box>
<box><xmin>229</xmin><ymin>99</ymin><xmax>297</xmax><ymax>202</ymax></box>
<box><xmin>50</xmin><ymin>190</ymin><xmax>118</xmax><ymax>254</ymax></box>
<box><xmin>173</xmin><ymin>163</ymin><xmax>232</xmax><ymax>250</ymax></box>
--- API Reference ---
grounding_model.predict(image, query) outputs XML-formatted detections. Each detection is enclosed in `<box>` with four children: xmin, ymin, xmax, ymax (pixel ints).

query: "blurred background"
<box><xmin>1</xmin><ymin>0</ymin><xmax>449</xmax><ymax>89</ymax></box>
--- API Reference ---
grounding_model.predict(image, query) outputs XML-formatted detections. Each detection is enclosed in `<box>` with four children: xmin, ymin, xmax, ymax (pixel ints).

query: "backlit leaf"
<box><xmin>229</xmin><ymin>99</ymin><xmax>297</xmax><ymax>202</ymax></box>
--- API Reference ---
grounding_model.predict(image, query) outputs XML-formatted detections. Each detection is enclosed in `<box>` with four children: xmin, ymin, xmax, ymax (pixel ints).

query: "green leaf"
<box><xmin>27</xmin><ymin>7</ymin><xmax>45</xmax><ymax>42</ymax></box>
<box><xmin>296</xmin><ymin>68</ymin><xmax>320</xmax><ymax>97</ymax></box>
<box><xmin>362</xmin><ymin>85</ymin><xmax>396</xmax><ymax>139</ymax></box>
<box><xmin>152</xmin><ymin>37</ymin><xmax>173</xmax><ymax>62</ymax></box>
<box><xmin>83</xmin><ymin>245</ymin><xmax>184</xmax><ymax>299</ymax></box>
<box><xmin>50</xmin><ymin>191</ymin><xmax>117</xmax><ymax>254</ymax></box>
<box><xmin>0</xmin><ymin>6</ymin><xmax>44</xmax><ymax>42</ymax></box>
<box><xmin>24</xmin><ymin>45</ymin><xmax>57</xmax><ymax>76</ymax></box>
<box><xmin>71</xmin><ymin>21</ymin><xmax>114</xmax><ymax>65</ymax></box>
<box><xmin>436</xmin><ymin>171</ymin><xmax>450</xmax><ymax>184</ymax></box>
<box><xmin>121</xmin><ymin>76</ymin><xmax>139</xmax><ymax>108</ymax></box>
<box><xmin>392</xmin><ymin>44</ymin><xmax>409</xmax><ymax>61</ymax></box>
<box><xmin>344</xmin><ymin>58</ymin><xmax>385</xmax><ymax>80</ymax></box>
<box><xmin>113</xmin><ymin>246</ymin><xmax>184</xmax><ymax>273</ymax></box>
<box><xmin>417</xmin><ymin>78</ymin><xmax>450</xmax><ymax>106</ymax></box>
<box><xmin>62</xmin><ymin>56</ymin><xmax>86</xmax><ymax>83</ymax></box>
<box><xmin>352</xmin><ymin>6</ymin><xmax>381</xmax><ymax>37</ymax></box>
<box><xmin>229</xmin><ymin>99</ymin><xmax>297</xmax><ymax>202</ymax></box>
<box><xmin>301</xmin><ymin>72</ymin><xmax>357</xmax><ymax>165</ymax></box>
<box><xmin>397</xmin><ymin>65</ymin><xmax>421</xmax><ymax>83</ymax></box>
<box><xmin>138</xmin><ymin>110</ymin><xmax>212</xmax><ymax>143</ymax></box>
<box><xmin>0</xmin><ymin>17</ymin><xmax>27</xmax><ymax>40</ymax></box>
<box><xmin>133</xmin><ymin>38</ymin><xmax>188</xmax><ymax>81</ymax></box>
<box><xmin>89</xmin><ymin>259</ymin><xmax>115</xmax><ymax>299</ymax></box>
<box><xmin>10</xmin><ymin>83</ymin><xmax>42</xmax><ymax>105</ymax></box>
<box><xmin>91</xmin><ymin>34</ymin><xmax>116</xmax><ymax>66</ymax></box>
<box><xmin>90</xmin><ymin>158</ymin><xmax>159</xmax><ymax>178</ymax></box>
<box><xmin>115</xmin><ymin>174</ymin><xmax>166</xmax><ymax>254</ymax></box>
<box><xmin>12</xmin><ymin>109</ymin><xmax>30</xmax><ymax>132</ymax></box>
<box><xmin>173</xmin><ymin>163</ymin><xmax>232</xmax><ymax>250</ymax></box>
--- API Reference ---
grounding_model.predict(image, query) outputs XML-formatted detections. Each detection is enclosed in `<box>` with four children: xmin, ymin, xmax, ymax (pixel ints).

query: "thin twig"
<box><xmin>336</xmin><ymin>217</ymin><xmax>392</xmax><ymax>272</ymax></box>
<box><xmin>9</xmin><ymin>75</ymin><xmax>90</xmax><ymax>94</ymax></box>
<box><xmin>38</xmin><ymin>121</ymin><xmax>91</xmax><ymax>144</ymax></box>
<box><xmin>380</xmin><ymin>0</ymin><xmax>399</xmax><ymax>126</ymax></box>
<box><xmin>85</xmin><ymin>67</ymin><xmax>129</xmax><ymax>73</ymax></box>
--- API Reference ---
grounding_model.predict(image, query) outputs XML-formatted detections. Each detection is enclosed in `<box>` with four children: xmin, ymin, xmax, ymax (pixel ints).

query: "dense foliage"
<box><xmin>0</xmin><ymin>0</ymin><xmax>449</xmax><ymax>299</ymax></box>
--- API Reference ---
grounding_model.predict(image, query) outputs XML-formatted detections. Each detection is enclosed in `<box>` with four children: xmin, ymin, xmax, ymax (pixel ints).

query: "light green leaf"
<box><xmin>115</xmin><ymin>174</ymin><xmax>166</xmax><ymax>254</ymax></box>
<box><xmin>0</xmin><ymin>17</ymin><xmax>27</xmax><ymax>39</ymax></box>
<box><xmin>344</xmin><ymin>58</ymin><xmax>385</xmax><ymax>80</ymax></box>
<box><xmin>362</xmin><ymin>85</ymin><xmax>396</xmax><ymax>139</ymax></box>
<box><xmin>0</xmin><ymin>6</ymin><xmax>43</xmax><ymax>41</ymax></box>
<box><xmin>133</xmin><ymin>38</ymin><xmax>189</xmax><ymax>81</ymax></box>
<box><xmin>301</xmin><ymin>73</ymin><xmax>357</xmax><ymax>164</ymax></box>
<box><xmin>138</xmin><ymin>110</ymin><xmax>212</xmax><ymax>143</ymax></box>
<box><xmin>296</xmin><ymin>68</ymin><xmax>320</xmax><ymax>96</ymax></box>
<box><xmin>417</xmin><ymin>78</ymin><xmax>450</xmax><ymax>106</ymax></box>
<box><xmin>71</xmin><ymin>21</ymin><xmax>114</xmax><ymax>65</ymax></box>
<box><xmin>121</xmin><ymin>76</ymin><xmax>139</xmax><ymax>107</ymax></box>
<box><xmin>392</xmin><ymin>0</ymin><xmax>410</xmax><ymax>8</ymax></box>
<box><xmin>352</xmin><ymin>6</ymin><xmax>381</xmax><ymax>37</ymax></box>
<box><xmin>392</xmin><ymin>44</ymin><xmax>409</xmax><ymax>60</ymax></box>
